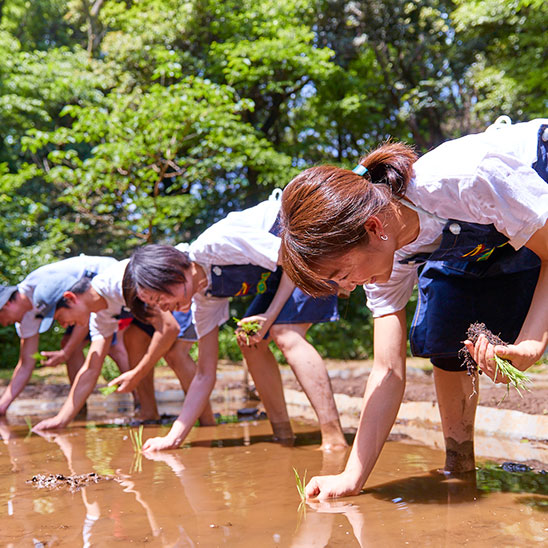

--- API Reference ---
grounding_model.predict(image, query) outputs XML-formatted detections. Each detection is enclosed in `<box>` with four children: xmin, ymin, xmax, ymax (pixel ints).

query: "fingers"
<box><xmin>305</xmin><ymin>476</ymin><xmax>321</xmax><ymax>499</ymax></box>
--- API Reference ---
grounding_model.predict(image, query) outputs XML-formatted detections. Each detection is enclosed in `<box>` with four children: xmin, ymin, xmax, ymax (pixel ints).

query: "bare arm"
<box><xmin>33</xmin><ymin>336</ymin><xmax>112</xmax><ymax>430</ymax></box>
<box><xmin>0</xmin><ymin>334</ymin><xmax>40</xmax><ymax>414</ymax></box>
<box><xmin>41</xmin><ymin>324</ymin><xmax>89</xmax><ymax>367</ymax></box>
<box><xmin>142</xmin><ymin>327</ymin><xmax>219</xmax><ymax>451</ymax></box>
<box><xmin>110</xmin><ymin>309</ymin><xmax>179</xmax><ymax>392</ymax></box>
<box><xmin>238</xmin><ymin>271</ymin><xmax>295</xmax><ymax>345</ymax></box>
<box><xmin>305</xmin><ymin>310</ymin><xmax>407</xmax><ymax>500</ymax></box>
<box><xmin>466</xmin><ymin>219</ymin><xmax>548</xmax><ymax>377</ymax></box>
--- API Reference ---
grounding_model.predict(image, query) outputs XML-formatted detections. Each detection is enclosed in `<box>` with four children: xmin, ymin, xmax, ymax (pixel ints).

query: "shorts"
<box><xmin>131</xmin><ymin>310</ymin><xmax>197</xmax><ymax>342</ymax></box>
<box><xmin>410</xmin><ymin>263</ymin><xmax>540</xmax><ymax>372</ymax></box>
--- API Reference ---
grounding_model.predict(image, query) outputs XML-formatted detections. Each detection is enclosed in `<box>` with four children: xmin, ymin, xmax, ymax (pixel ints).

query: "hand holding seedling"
<box><xmin>31</xmin><ymin>352</ymin><xmax>48</xmax><ymax>366</ymax></box>
<box><xmin>233</xmin><ymin>315</ymin><xmax>269</xmax><ymax>346</ymax></box>
<box><xmin>462</xmin><ymin>322</ymin><xmax>532</xmax><ymax>395</ymax></box>
<box><xmin>304</xmin><ymin>471</ymin><xmax>363</xmax><ymax>501</ymax></box>
<box><xmin>37</xmin><ymin>349</ymin><xmax>68</xmax><ymax>368</ymax></box>
<box><xmin>99</xmin><ymin>385</ymin><xmax>118</xmax><ymax>396</ymax></box>
<box><xmin>108</xmin><ymin>370</ymin><xmax>139</xmax><ymax>393</ymax></box>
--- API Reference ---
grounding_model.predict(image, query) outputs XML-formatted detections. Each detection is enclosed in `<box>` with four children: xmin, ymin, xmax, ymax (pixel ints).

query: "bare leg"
<box><xmin>433</xmin><ymin>366</ymin><xmax>478</xmax><ymax>473</ymax></box>
<box><xmin>239</xmin><ymin>339</ymin><xmax>294</xmax><ymax>442</ymax></box>
<box><xmin>164</xmin><ymin>340</ymin><xmax>216</xmax><ymax>426</ymax></box>
<box><xmin>123</xmin><ymin>324</ymin><xmax>159</xmax><ymax>421</ymax></box>
<box><xmin>107</xmin><ymin>329</ymin><xmax>130</xmax><ymax>373</ymax></box>
<box><xmin>61</xmin><ymin>333</ymin><xmax>87</xmax><ymax>385</ymax></box>
<box><xmin>271</xmin><ymin>323</ymin><xmax>347</xmax><ymax>451</ymax></box>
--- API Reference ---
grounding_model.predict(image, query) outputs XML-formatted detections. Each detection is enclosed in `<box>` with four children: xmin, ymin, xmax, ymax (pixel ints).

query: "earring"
<box><xmin>380</xmin><ymin>234</ymin><xmax>388</xmax><ymax>241</ymax></box>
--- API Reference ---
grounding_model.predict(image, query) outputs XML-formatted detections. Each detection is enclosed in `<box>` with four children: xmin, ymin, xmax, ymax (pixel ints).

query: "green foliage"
<box><xmin>0</xmin><ymin>0</ymin><xmax>545</xmax><ymax>365</ymax></box>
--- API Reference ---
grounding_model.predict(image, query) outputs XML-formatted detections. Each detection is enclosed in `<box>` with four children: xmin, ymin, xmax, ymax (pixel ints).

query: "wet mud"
<box><xmin>1</xmin><ymin>411</ymin><xmax>547</xmax><ymax>547</ymax></box>
<box><xmin>27</xmin><ymin>472</ymin><xmax>111</xmax><ymax>492</ymax></box>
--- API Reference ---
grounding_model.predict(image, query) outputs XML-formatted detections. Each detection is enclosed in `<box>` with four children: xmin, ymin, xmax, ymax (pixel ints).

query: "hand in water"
<box><xmin>33</xmin><ymin>415</ymin><xmax>68</xmax><ymax>432</ymax></box>
<box><xmin>142</xmin><ymin>435</ymin><xmax>180</xmax><ymax>452</ymax></box>
<box><xmin>305</xmin><ymin>471</ymin><xmax>363</xmax><ymax>501</ymax></box>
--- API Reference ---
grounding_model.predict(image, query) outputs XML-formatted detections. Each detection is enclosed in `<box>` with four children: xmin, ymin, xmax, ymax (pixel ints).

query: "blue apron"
<box><xmin>409</xmin><ymin>124</ymin><xmax>547</xmax><ymax>369</ymax></box>
<box><xmin>206</xmin><ymin>217</ymin><xmax>339</xmax><ymax>328</ymax></box>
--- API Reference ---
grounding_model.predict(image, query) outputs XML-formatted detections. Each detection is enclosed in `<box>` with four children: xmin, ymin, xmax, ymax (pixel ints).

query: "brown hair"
<box><xmin>122</xmin><ymin>244</ymin><xmax>191</xmax><ymax>322</ymax></box>
<box><xmin>280</xmin><ymin>142</ymin><xmax>417</xmax><ymax>296</ymax></box>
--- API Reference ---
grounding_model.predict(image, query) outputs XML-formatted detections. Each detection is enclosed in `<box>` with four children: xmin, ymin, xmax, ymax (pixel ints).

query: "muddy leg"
<box><xmin>271</xmin><ymin>323</ymin><xmax>347</xmax><ymax>451</ymax></box>
<box><xmin>239</xmin><ymin>339</ymin><xmax>294</xmax><ymax>442</ymax></box>
<box><xmin>433</xmin><ymin>366</ymin><xmax>478</xmax><ymax>473</ymax></box>
<box><xmin>123</xmin><ymin>324</ymin><xmax>159</xmax><ymax>421</ymax></box>
<box><xmin>164</xmin><ymin>340</ymin><xmax>216</xmax><ymax>426</ymax></box>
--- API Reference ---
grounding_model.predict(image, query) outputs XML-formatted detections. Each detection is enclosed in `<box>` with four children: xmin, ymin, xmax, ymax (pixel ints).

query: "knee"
<box><xmin>270</xmin><ymin>326</ymin><xmax>301</xmax><ymax>353</ymax></box>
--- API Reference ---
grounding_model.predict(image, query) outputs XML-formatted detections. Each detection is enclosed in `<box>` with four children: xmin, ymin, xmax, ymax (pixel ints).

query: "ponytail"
<box><xmin>279</xmin><ymin>141</ymin><xmax>417</xmax><ymax>296</ymax></box>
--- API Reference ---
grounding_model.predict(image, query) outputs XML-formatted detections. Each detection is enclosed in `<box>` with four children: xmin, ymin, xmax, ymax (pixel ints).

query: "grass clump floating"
<box><xmin>460</xmin><ymin>322</ymin><xmax>532</xmax><ymax>398</ymax></box>
<box><xmin>233</xmin><ymin>316</ymin><xmax>261</xmax><ymax>344</ymax></box>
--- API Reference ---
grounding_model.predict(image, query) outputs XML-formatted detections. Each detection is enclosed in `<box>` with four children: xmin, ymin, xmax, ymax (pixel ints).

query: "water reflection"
<box><xmin>0</xmin><ymin>420</ymin><xmax>547</xmax><ymax>547</ymax></box>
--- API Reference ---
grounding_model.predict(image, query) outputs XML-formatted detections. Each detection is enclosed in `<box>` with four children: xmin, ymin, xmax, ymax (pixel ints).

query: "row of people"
<box><xmin>1</xmin><ymin>117</ymin><xmax>546</xmax><ymax>500</ymax></box>
<box><xmin>0</xmin><ymin>191</ymin><xmax>347</xmax><ymax>449</ymax></box>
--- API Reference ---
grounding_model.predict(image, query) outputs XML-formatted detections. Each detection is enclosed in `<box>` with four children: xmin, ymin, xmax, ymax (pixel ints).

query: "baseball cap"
<box><xmin>0</xmin><ymin>285</ymin><xmax>18</xmax><ymax>310</ymax></box>
<box><xmin>33</xmin><ymin>273</ymin><xmax>81</xmax><ymax>333</ymax></box>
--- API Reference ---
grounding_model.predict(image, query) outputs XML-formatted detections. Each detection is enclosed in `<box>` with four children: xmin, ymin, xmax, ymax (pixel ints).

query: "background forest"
<box><xmin>0</xmin><ymin>0</ymin><xmax>546</xmax><ymax>365</ymax></box>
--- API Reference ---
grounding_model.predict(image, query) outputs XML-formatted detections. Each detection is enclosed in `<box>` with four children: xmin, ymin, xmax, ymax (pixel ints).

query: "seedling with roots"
<box><xmin>233</xmin><ymin>316</ymin><xmax>262</xmax><ymax>344</ymax></box>
<box><xmin>460</xmin><ymin>322</ymin><xmax>532</xmax><ymax>399</ymax></box>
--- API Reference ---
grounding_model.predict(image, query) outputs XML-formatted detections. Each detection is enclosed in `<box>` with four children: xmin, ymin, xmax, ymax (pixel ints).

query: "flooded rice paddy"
<box><xmin>1</xmin><ymin>399</ymin><xmax>547</xmax><ymax>547</ymax></box>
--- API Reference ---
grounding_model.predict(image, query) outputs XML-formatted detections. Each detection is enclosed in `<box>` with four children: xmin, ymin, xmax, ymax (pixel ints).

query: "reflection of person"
<box><xmin>279</xmin><ymin>118</ymin><xmax>548</xmax><ymax>498</ymax></box>
<box><xmin>32</xmin><ymin>259</ymin><xmax>214</xmax><ymax>430</ymax></box>
<box><xmin>116</xmin><ymin>192</ymin><xmax>346</xmax><ymax>451</ymax></box>
<box><xmin>0</xmin><ymin>255</ymin><xmax>127</xmax><ymax>415</ymax></box>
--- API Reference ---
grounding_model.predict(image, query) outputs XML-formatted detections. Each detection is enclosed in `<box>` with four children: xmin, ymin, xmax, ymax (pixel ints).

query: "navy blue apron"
<box><xmin>408</xmin><ymin>124</ymin><xmax>547</xmax><ymax>370</ymax></box>
<box><xmin>207</xmin><ymin>216</ymin><xmax>339</xmax><ymax>329</ymax></box>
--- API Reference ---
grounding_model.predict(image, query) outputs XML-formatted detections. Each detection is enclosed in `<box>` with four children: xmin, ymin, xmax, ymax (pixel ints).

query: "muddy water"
<box><xmin>0</xmin><ymin>417</ymin><xmax>546</xmax><ymax>547</ymax></box>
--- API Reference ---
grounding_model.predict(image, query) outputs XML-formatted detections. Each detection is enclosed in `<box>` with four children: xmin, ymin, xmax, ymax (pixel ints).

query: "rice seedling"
<box><xmin>233</xmin><ymin>316</ymin><xmax>262</xmax><ymax>344</ymax></box>
<box><xmin>31</xmin><ymin>352</ymin><xmax>47</xmax><ymax>367</ymax></box>
<box><xmin>128</xmin><ymin>424</ymin><xmax>144</xmax><ymax>473</ymax></box>
<box><xmin>460</xmin><ymin>322</ymin><xmax>532</xmax><ymax>399</ymax></box>
<box><xmin>129</xmin><ymin>424</ymin><xmax>144</xmax><ymax>452</ymax></box>
<box><xmin>293</xmin><ymin>467</ymin><xmax>307</xmax><ymax>503</ymax></box>
<box><xmin>493</xmin><ymin>355</ymin><xmax>532</xmax><ymax>397</ymax></box>
<box><xmin>24</xmin><ymin>416</ymin><xmax>33</xmax><ymax>438</ymax></box>
<box><xmin>99</xmin><ymin>384</ymin><xmax>118</xmax><ymax>396</ymax></box>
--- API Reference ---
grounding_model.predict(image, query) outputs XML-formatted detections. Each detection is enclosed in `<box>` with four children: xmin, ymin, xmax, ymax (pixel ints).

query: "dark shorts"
<box><xmin>64</xmin><ymin>325</ymin><xmax>119</xmax><ymax>345</ymax></box>
<box><xmin>244</xmin><ymin>277</ymin><xmax>339</xmax><ymax>328</ymax></box>
<box><xmin>410</xmin><ymin>263</ymin><xmax>540</xmax><ymax>372</ymax></box>
<box><xmin>132</xmin><ymin>311</ymin><xmax>197</xmax><ymax>342</ymax></box>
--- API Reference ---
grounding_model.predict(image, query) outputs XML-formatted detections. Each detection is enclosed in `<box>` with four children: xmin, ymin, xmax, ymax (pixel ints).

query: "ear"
<box><xmin>363</xmin><ymin>216</ymin><xmax>384</xmax><ymax>239</ymax></box>
<box><xmin>62</xmin><ymin>291</ymin><xmax>78</xmax><ymax>304</ymax></box>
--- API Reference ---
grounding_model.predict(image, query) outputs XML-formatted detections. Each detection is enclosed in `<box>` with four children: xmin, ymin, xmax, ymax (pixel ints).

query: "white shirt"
<box><xmin>16</xmin><ymin>255</ymin><xmax>118</xmax><ymax>338</ymax></box>
<box><xmin>180</xmin><ymin>192</ymin><xmax>282</xmax><ymax>338</ymax></box>
<box><xmin>89</xmin><ymin>259</ymin><xmax>129</xmax><ymax>341</ymax></box>
<box><xmin>365</xmin><ymin>119</ymin><xmax>548</xmax><ymax>317</ymax></box>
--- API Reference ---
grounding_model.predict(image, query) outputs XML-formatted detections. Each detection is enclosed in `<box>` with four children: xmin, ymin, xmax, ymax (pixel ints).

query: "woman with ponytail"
<box><xmin>280</xmin><ymin>118</ymin><xmax>548</xmax><ymax>499</ymax></box>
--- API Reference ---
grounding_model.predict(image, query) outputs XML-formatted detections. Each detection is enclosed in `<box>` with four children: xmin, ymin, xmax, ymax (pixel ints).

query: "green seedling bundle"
<box><xmin>233</xmin><ymin>316</ymin><xmax>262</xmax><ymax>344</ymax></box>
<box><xmin>99</xmin><ymin>385</ymin><xmax>118</xmax><ymax>396</ymax></box>
<box><xmin>31</xmin><ymin>352</ymin><xmax>47</xmax><ymax>366</ymax></box>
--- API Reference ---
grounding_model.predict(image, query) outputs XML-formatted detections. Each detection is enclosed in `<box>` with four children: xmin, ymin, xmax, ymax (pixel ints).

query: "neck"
<box><xmin>85</xmin><ymin>288</ymin><xmax>108</xmax><ymax>313</ymax></box>
<box><xmin>192</xmin><ymin>263</ymin><xmax>208</xmax><ymax>293</ymax></box>
<box><xmin>390</xmin><ymin>200</ymin><xmax>420</xmax><ymax>249</ymax></box>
